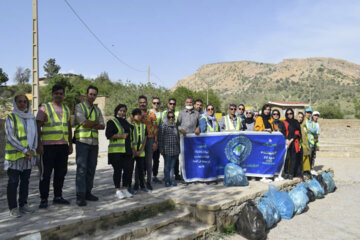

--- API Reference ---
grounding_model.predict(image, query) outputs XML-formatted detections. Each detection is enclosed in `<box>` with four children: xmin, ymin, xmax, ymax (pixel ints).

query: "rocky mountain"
<box><xmin>173</xmin><ymin>58</ymin><xmax>360</xmax><ymax>114</ymax></box>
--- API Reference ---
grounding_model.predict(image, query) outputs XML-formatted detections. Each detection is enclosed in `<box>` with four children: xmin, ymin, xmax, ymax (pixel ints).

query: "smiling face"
<box><xmin>237</xmin><ymin>105</ymin><xmax>245</xmax><ymax>115</ymax></box>
<box><xmin>138</xmin><ymin>98</ymin><xmax>148</xmax><ymax>111</ymax></box>
<box><xmin>15</xmin><ymin>95</ymin><xmax>28</xmax><ymax>112</ymax></box>
<box><xmin>272</xmin><ymin>111</ymin><xmax>280</xmax><ymax>120</ymax></box>
<box><xmin>194</xmin><ymin>101</ymin><xmax>203</xmax><ymax>112</ymax></box>
<box><xmin>206</xmin><ymin>106</ymin><xmax>214</xmax><ymax>115</ymax></box>
<box><xmin>117</xmin><ymin>107</ymin><xmax>127</xmax><ymax>118</ymax></box>
<box><xmin>152</xmin><ymin>99</ymin><xmax>160</xmax><ymax>110</ymax></box>
<box><xmin>167</xmin><ymin>113</ymin><xmax>175</xmax><ymax>123</ymax></box>
<box><xmin>52</xmin><ymin>89</ymin><xmax>65</xmax><ymax>104</ymax></box>
<box><xmin>297</xmin><ymin>114</ymin><xmax>304</xmax><ymax>123</ymax></box>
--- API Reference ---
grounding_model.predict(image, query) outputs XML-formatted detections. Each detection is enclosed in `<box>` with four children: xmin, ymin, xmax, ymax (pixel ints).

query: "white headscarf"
<box><xmin>12</xmin><ymin>96</ymin><xmax>37</xmax><ymax>151</ymax></box>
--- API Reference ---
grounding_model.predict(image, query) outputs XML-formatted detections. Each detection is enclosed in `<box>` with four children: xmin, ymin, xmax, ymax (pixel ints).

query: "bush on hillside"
<box><xmin>316</xmin><ymin>103</ymin><xmax>344</xmax><ymax>119</ymax></box>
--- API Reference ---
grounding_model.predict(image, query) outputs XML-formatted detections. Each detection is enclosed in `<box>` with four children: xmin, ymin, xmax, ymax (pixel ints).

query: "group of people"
<box><xmin>4</xmin><ymin>84</ymin><xmax>320</xmax><ymax>218</ymax></box>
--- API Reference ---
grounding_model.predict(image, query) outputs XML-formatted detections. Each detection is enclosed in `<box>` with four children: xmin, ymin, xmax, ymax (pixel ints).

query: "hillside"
<box><xmin>173</xmin><ymin>58</ymin><xmax>360</xmax><ymax>115</ymax></box>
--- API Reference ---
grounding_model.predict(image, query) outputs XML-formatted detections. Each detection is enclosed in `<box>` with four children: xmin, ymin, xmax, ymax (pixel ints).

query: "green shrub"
<box><xmin>317</xmin><ymin>103</ymin><xmax>344</xmax><ymax>119</ymax></box>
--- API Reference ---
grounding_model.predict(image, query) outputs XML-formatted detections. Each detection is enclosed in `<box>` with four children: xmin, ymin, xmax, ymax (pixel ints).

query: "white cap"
<box><xmin>312</xmin><ymin>111</ymin><xmax>320</xmax><ymax>116</ymax></box>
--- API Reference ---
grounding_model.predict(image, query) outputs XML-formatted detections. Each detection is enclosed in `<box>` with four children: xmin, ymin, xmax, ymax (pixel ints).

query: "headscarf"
<box><xmin>284</xmin><ymin>108</ymin><xmax>301</xmax><ymax>152</ymax></box>
<box><xmin>113</xmin><ymin>103</ymin><xmax>132</xmax><ymax>132</ymax></box>
<box><xmin>163</xmin><ymin>111</ymin><xmax>178</xmax><ymax>136</ymax></box>
<box><xmin>245</xmin><ymin>109</ymin><xmax>255</xmax><ymax>124</ymax></box>
<box><xmin>261</xmin><ymin>104</ymin><xmax>272</xmax><ymax>129</ymax></box>
<box><xmin>12</xmin><ymin>95</ymin><xmax>37</xmax><ymax>151</ymax></box>
<box><xmin>204</xmin><ymin>104</ymin><xmax>217</xmax><ymax>130</ymax></box>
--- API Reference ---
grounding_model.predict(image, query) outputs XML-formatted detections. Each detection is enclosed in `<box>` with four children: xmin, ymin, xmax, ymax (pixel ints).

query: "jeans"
<box><xmin>144</xmin><ymin>137</ymin><xmax>154</xmax><ymax>184</ymax></box>
<box><xmin>39</xmin><ymin>144</ymin><xmax>69</xmax><ymax>199</ymax></box>
<box><xmin>7</xmin><ymin>169</ymin><xmax>31</xmax><ymax>210</ymax></box>
<box><xmin>76</xmin><ymin>142</ymin><xmax>98</xmax><ymax>198</ymax></box>
<box><xmin>164</xmin><ymin>154</ymin><xmax>178</xmax><ymax>184</ymax></box>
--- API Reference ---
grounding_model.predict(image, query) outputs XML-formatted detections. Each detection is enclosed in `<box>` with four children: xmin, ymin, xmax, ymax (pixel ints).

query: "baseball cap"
<box><xmin>312</xmin><ymin>111</ymin><xmax>320</xmax><ymax>116</ymax></box>
<box><xmin>305</xmin><ymin>108</ymin><xmax>313</xmax><ymax>113</ymax></box>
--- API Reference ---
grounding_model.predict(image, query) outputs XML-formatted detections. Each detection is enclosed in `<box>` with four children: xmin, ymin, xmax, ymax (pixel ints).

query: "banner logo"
<box><xmin>225</xmin><ymin>136</ymin><xmax>252</xmax><ymax>164</ymax></box>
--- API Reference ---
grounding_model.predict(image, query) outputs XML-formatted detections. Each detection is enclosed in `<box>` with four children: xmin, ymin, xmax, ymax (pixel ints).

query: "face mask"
<box><xmin>116</xmin><ymin>114</ymin><xmax>125</xmax><ymax>119</ymax></box>
<box><xmin>185</xmin><ymin>105</ymin><xmax>193</xmax><ymax>110</ymax></box>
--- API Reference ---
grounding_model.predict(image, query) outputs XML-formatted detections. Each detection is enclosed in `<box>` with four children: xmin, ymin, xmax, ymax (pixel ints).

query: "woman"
<box><xmin>199</xmin><ymin>104</ymin><xmax>219</xmax><ymax>133</ymax></box>
<box><xmin>5</xmin><ymin>95</ymin><xmax>37</xmax><ymax>218</ymax></box>
<box><xmin>159</xmin><ymin>111</ymin><xmax>180</xmax><ymax>187</ymax></box>
<box><xmin>106</xmin><ymin>104</ymin><xmax>134</xmax><ymax>199</ymax></box>
<box><xmin>297</xmin><ymin>112</ymin><xmax>311</xmax><ymax>177</ymax></box>
<box><xmin>244</xmin><ymin>109</ymin><xmax>255</xmax><ymax>131</ymax></box>
<box><xmin>254</xmin><ymin>104</ymin><xmax>274</xmax><ymax>132</ymax></box>
<box><xmin>282</xmin><ymin>108</ymin><xmax>302</xmax><ymax>179</ymax></box>
<box><xmin>272</xmin><ymin>109</ymin><xmax>286</xmax><ymax>136</ymax></box>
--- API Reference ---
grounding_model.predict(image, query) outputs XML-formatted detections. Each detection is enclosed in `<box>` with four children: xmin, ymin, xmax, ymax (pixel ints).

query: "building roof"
<box><xmin>268</xmin><ymin>101</ymin><xmax>310</xmax><ymax>107</ymax></box>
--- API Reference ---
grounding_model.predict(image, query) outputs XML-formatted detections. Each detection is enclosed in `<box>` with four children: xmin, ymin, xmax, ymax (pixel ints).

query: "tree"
<box><xmin>0</xmin><ymin>68</ymin><xmax>9</xmax><ymax>85</ymax></box>
<box><xmin>43</xmin><ymin>58</ymin><xmax>61</xmax><ymax>78</ymax></box>
<box><xmin>14</xmin><ymin>67</ymin><xmax>31</xmax><ymax>84</ymax></box>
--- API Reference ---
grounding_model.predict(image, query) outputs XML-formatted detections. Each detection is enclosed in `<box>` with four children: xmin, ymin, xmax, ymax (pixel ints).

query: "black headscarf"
<box><xmin>261</xmin><ymin>104</ymin><xmax>272</xmax><ymax>129</ymax></box>
<box><xmin>245</xmin><ymin>110</ymin><xmax>255</xmax><ymax>124</ymax></box>
<box><xmin>114</xmin><ymin>103</ymin><xmax>133</xmax><ymax>131</ymax></box>
<box><xmin>285</xmin><ymin>108</ymin><xmax>301</xmax><ymax>139</ymax></box>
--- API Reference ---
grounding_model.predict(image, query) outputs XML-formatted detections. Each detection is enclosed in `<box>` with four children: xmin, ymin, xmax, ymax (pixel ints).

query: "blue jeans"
<box><xmin>76</xmin><ymin>142</ymin><xmax>98</xmax><ymax>198</ymax></box>
<box><xmin>164</xmin><ymin>154</ymin><xmax>178</xmax><ymax>184</ymax></box>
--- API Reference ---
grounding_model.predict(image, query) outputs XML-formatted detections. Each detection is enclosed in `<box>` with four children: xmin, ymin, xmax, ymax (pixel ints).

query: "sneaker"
<box><xmin>86</xmin><ymin>193</ymin><xmax>99</xmax><ymax>201</ymax></box>
<box><xmin>19</xmin><ymin>204</ymin><xmax>35</xmax><ymax>214</ymax></box>
<box><xmin>311</xmin><ymin>170</ymin><xmax>318</xmax><ymax>176</ymax></box>
<box><xmin>153</xmin><ymin>176</ymin><xmax>162</xmax><ymax>184</ymax></box>
<box><xmin>146</xmin><ymin>183</ymin><xmax>153</xmax><ymax>191</ymax></box>
<box><xmin>274</xmin><ymin>176</ymin><xmax>285</xmax><ymax>182</ymax></box>
<box><xmin>53</xmin><ymin>197</ymin><xmax>70</xmax><ymax>205</ymax></box>
<box><xmin>165</xmin><ymin>182</ymin><xmax>171</xmax><ymax>187</ymax></box>
<box><xmin>39</xmin><ymin>199</ymin><xmax>48</xmax><ymax>209</ymax></box>
<box><xmin>122</xmin><ymin>189</ymin><xmax>133</xmax><ymax>198</ymax></box>
<box><xmin>141</xmin><ymin>187</ymin><xmax>149</xmax><ymax>192</ymax></box>
<box><xmin>9</xmin><ymin>208</ymin><xmax>21</xmax><ymax>218</ymax></box>
<box><xmin>171</xmin><ymin>181</ymin><xmax>177</xmax><ymax>187</ymax></box>
<box><xmin>260</xmin><ymin>177</ymin><xmax>272</xmax><ymax>183</ymax></box>
<box><xmin>116</xmin><ymin>190</ymin><xmax>125</xmax><ymax>199</ymax></box>
<box><xmin>76</xmin><ymin>198</ymin><xmax>87</xmax><ymax>207</ymax></box>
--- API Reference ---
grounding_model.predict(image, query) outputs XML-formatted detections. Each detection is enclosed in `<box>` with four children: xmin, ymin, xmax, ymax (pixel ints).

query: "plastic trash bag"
<box><xmin>305</xmin><ymin>178</ymin><xmax>325</xmax><ymax>199</ymax></box>
<box><xmin>224</xmin><ymin>163</ymin><xmax>249</xmax><ymax>187</ymax></box>
<box><xmin>322</xmin><ymin>172</ymin><xmax>336</xmax><ymax>193</ymax></box>
<box><xmin>315</xmin><ymin>175</ymin><xmax>328</xmax><ymax>195</ymax></box>
<box><xmin>306</xmin><ymin>187</ymin><xmax>316</xmax><ymax>202</ymax></box>
<box><xmin>288</xmin><ymin>184</ymin><xmax>309</xmax><ymax>215</ymax></box>
<box><xmin>235</xmin><ymin>200</ymin><xmax>267</xmax><ymax>240</ymax></box>
<box><xmin>257</xmin><ymin>197</ymin><xmax>281</xmax><ymax>229</ymax></box>
<box><xmin>266</xmin><ymin>184</ymin><xmax>295</xmax><ymax>220</ymax></box>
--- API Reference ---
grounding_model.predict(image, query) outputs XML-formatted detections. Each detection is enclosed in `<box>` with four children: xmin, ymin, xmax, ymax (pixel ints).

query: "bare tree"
<box><xmin>14</xmin><ymin>67</ymin><xmax>31</xmax><ymax>84</ymax></box>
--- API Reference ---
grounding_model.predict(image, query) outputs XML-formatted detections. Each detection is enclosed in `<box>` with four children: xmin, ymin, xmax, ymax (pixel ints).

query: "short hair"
<box><xmin>52</xmin><ymin>84</ymin><xmax>65</xmax><ymax>93</ymax></box>
<box><xmin>138</xmin><ymin>95</ymin><xmax>147</xmax><ymax>102</ymax></box>
<box><xmin>132</xmin><ymin>108</ymin><xmax>142</xmax><ymax>116</ymax></box>
<box><xmin>195</xmin><ymin>99</ymin><xmax>203</xmax><ymax>104</ymax></box>
<box><xmin>87</xmin><ymin>85</ymin><xmax>98</xmax><ymax>94</ymax></box>
<box><xmin>238</xmin><ymin>104</ymin><xmax>245</xmax><ymax>108</ymax></box>
<box><xmin>152</xmin><ymin>97</ymin><xmax>160</xmax><ymax>101</ymax></box>
<box><xmin>114</xmin><ymin>104</ymin><xmax>127</xmax><ymax>117</ymax></box>
<box><xmin>228</xmin><ymin>104</ymin><xmax>237</xmax><ymax>109</ymax></box>
<box><xmin>168</xmin><ymin>97</ymin><xmax>176</xmax><ymax>103</ymax></box>
<box><xmin>185</xmin><ymin>96</ymin><xmax>193</xmax><ymax>102</ymax></box>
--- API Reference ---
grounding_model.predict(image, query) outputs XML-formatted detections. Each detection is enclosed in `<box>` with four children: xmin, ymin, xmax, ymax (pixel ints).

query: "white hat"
<box><xmin>312</xmin><ymin>111</ymin><xmax>320</xmax><ymax>116</ymax></box>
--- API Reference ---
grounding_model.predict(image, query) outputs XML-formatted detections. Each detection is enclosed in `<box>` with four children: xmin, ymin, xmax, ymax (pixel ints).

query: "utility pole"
<box><xmin>32</xmin><ymin>0</ymin><xmax>40</xmax><ymax>114</ymax></box>
<box><xmin>147</xmin><ymin>65</ymin><xmax>150</xmax><ymax>84</ymax></box>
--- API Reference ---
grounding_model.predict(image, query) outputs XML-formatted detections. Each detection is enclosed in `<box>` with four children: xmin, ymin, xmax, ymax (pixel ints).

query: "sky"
<box><xmin>1</xmin><ymin>0</ymin><xmax>360</xmax><ymax>88</ymax></box>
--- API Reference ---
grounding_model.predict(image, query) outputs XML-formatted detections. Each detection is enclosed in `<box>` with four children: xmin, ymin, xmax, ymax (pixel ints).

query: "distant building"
<box><xmin>268</xmin><ymin>101</ymin><xmax>310</xmax><ymax>117</ymax></box>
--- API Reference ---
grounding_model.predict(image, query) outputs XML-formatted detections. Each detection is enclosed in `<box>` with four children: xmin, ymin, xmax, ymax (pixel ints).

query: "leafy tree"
<box><xmin>43</xmin><ymin>58</ymin><xmax>61</xmax><ymax>78</ymax></box>
<box><xmin>0</xmin><ymin>68</ymin><xmax>9</xmax><ymax>85</ymax></box>
<box><xmin>14</xmin><ymin>67</ymin><xmax>31</xmax><ymax>84</ymax></box>
<box><xmin>317</xmin><ymin>102</ymin><xmax>344</xmax><ymax>119</ymax></box>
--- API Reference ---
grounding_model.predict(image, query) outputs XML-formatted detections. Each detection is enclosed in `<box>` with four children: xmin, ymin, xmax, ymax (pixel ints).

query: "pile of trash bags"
<box><xmin>235</xmin><ymin>172</ymin><xmax>336</xmax><ymax>240</ymax></box>
<box><xmin>224</xmin><ymin>163</ymin><xmax>249</xmax><ymax>187</ymax></box>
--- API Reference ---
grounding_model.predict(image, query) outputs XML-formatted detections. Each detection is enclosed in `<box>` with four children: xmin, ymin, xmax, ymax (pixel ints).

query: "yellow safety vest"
<box><xmin>108</xmin><ymin>118</ymin><xmax>126</xmax><ymax>154</ymax></box>
<box><xmin>5</xmin><ymin>113</ymin><xmax>29</xmax><ymax>161</ymax></box>
<box><xmin>158</xmin><ymin>110</ymin><xmax>179</xmax><ymax>126</ymax></box>
<box><xmin>132</xmin><ymin>122</ymin><xmax>146</xmax><ymax>157</ymax></box>
<box><xmin>224</xmin><ymin>115</ymin><xmax>241</xmax><ymax>131</ymax></box>
<box><xmin>201</xmin><ymin>116</ymin><xmax>219</xmax><ymax>132</ymax></box>
<box><xmin>42</xmin><ymin>102</ymin><xmax>70</xmax><ymax>142</ymax></box>
<box><xmin>75</xmin><ymin>102</ymin><xmax>100</xmax><ymax>140</ymax></box>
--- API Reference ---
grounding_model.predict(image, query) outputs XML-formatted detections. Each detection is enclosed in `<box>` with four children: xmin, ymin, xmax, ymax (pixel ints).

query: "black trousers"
<box><xmin>39</xmin><ymin>144</ymin><xmax>69</xmax><ymax>200</ymax></box>
<box><xmin>284</xmin><ymin>143</ymin><xmax>303</xmax><ymax>177</ymax></box>
<box><xmin>152</xmin><ymin>149</ymin><xmax>160</xmax><ymax>177</ymax></box>
<box><xmin>174</xmin><ymin>156</ymin><xmax>180</xmax><ymax>177</ymax></box>
<box><xmin>7</xmin><ymin>169</ymin><xmax>31</xmax><ymax>210</ymax></box>
<box><xmin>110</xmin><ymin>154</ymin><xmax>133</xmax><ymax>188</ymax></box>
<box><xmin>134</xmin><ymin>157</ymin><xmax>145</xmax><ymax>188</ymax></box>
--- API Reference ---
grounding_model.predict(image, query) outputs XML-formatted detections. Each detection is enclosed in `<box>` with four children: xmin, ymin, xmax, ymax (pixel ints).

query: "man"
<box><xmin>305</xmin><ymin>108</ymin><xmax>313</xmax><ymax>124</ymax></box>
<box><xmin>194</xmin><ymin>99</ymin><xmax>204</xmax><ymax>115</ymax></box>
<box><xmin>74</xmin><ymin>85</ymin><xmax>105</xmax><ymax>206</ymax></box>
<box><xmin>236</xmin><ymin>104</ymin><xmax>246</xmax><ymax>122</ymax></box>
<box><xmin>138</xmin><ymin>95</ymin><xmax>158</xmax><ymax>190</ymax></box>
<box><xmin>150</xmin><ymin>97</ymin><xmax>162</xmax><ymax>184</ymax></box>
<box><xmin>220</xmin><ymin>104</ymin><xmax>242</xmax><ymax>131</ymax></box>
<box><xmin>36</xmin><ymin>84</ymin><xmax>73</xmax><ymax>209</ymax></box>
<box><xmin>307</xmin><ymin>111</ymin><xmax>320</xmax><ymax>175</ymax></box>
<box><xmin>177</xmin><ymin>97</ymin><xmax>201</xmax><ymax>181</ymax></box>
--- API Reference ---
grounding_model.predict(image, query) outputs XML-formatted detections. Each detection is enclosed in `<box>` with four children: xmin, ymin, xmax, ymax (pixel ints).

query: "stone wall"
<box><xmin>0</xmin><ymin>119</ymin><xmax>5</xmax><ymax>175</ymax></box>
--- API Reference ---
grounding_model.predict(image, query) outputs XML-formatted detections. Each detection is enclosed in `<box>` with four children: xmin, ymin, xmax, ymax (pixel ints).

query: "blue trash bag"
<box><xmin>266</xmin><ymin>184</ymin><xmax>295</xmax><ymax>220</ymax></box>
<box><xmin>224</xmin><ymin>163</ymin><xmax>249</xmax><ymax>186</ymax></box>
<box><xmin>305</xmin><ymin>178</ymin><xmax>325</xmax><ymax>199</ymax></box>
<box><xmin>288</xmin><ymin>184</ymin><xmax>309</xmax><ymax>215</ymax></box>
<box><xmin>257</xmin><ymin>197</ymin><xmax>281</xmax><ymax>228</ymax></box>
<box><xmin>322</xmin><ymin>172</ymin><xmax>336</xmax><ymax>193</ymax></box>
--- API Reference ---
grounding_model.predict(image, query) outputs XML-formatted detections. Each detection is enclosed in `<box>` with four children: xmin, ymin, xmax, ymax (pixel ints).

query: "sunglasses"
<box><xmin>152</xmin><ymin>102</ymin><xmax>160</xmax><ymax>105</ymax></box>
<box><xmin>287</xmin><ymin>112</ymin><xmax>293</xmax><ymax>115</ymax></box>
<box><xmin>246</xmin><ymin>112</ymin><xmax>252</xmax><ymax>114</ymax></box>
<box><xmin>169</xmin><ymin>103</ymin><xmax>176</xmax><ymax>105</ymax></box>
<box><xmin>229</xmin><ymin>108</ymin><xmax>236</xmax><ymax>110</ymax></box>
<box><xmin>272</xmin><ymin>113</ymin><xmax>279</xmax><ymax>116</ymax></box>
<box><xmin>168</xmin><ymin>116</ymin><xmax>175</xmax><ymax>119</ymax></box>
<box><xmin>207</xmin><ymin>108</ymin><xmax>214</xmax><ymax>111</ymax></box>
<box><xmin>238</xmin><ymin>108</ymin><xmax>245</xmax><ymax>110</ymax></box>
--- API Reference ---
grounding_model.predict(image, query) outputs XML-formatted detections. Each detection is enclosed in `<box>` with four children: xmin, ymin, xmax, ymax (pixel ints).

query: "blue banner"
<box><xmin>180</xmin><ymin>132</ymin><xmax>286</xmax><ymax>182</ymax></box>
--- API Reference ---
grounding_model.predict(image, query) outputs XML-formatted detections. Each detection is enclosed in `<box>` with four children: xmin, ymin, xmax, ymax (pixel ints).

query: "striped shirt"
<box><xmin>4</xmin><ymin>115</ymin><xmax>37</xmax><ymax>171</ymax></box>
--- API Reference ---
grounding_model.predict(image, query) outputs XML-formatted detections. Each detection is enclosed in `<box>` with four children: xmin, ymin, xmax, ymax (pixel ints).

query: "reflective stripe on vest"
<box><xmin>201</xmin><ymin>116</ymin><xmax>219</xmax><ymax>132</ymax></box>
<box><xmin>132</xmin><ymin>122</ymin><xmax>146</xmax><ymax>157</ymax></box>
<box><xmin>108</xmin><ymin>118</ymin><xmax>126</xmax><ymax>153</ymax></box>
<box><xmin>75</xmin><ymin>102</ymin><xmax>100</xmax><ymax>140</ymax></box>
<box><xmin>41</xmin><ymin>103</ymin><xmax>70</xmax><ymax>142</ymax></box>
<box><xmin>5</xmin><ymin>113</ymin><xmax>27</xmax><ymax>161</ymax></box>
<box><xmin>156</xmin><ymin>111</ymin><xmax>164</xmax><ymax>126</ymax></box>
<box><xmin>224</xmin><ymin>115</ymin><xmax>241</xmax><ymax>131</ymax></box>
